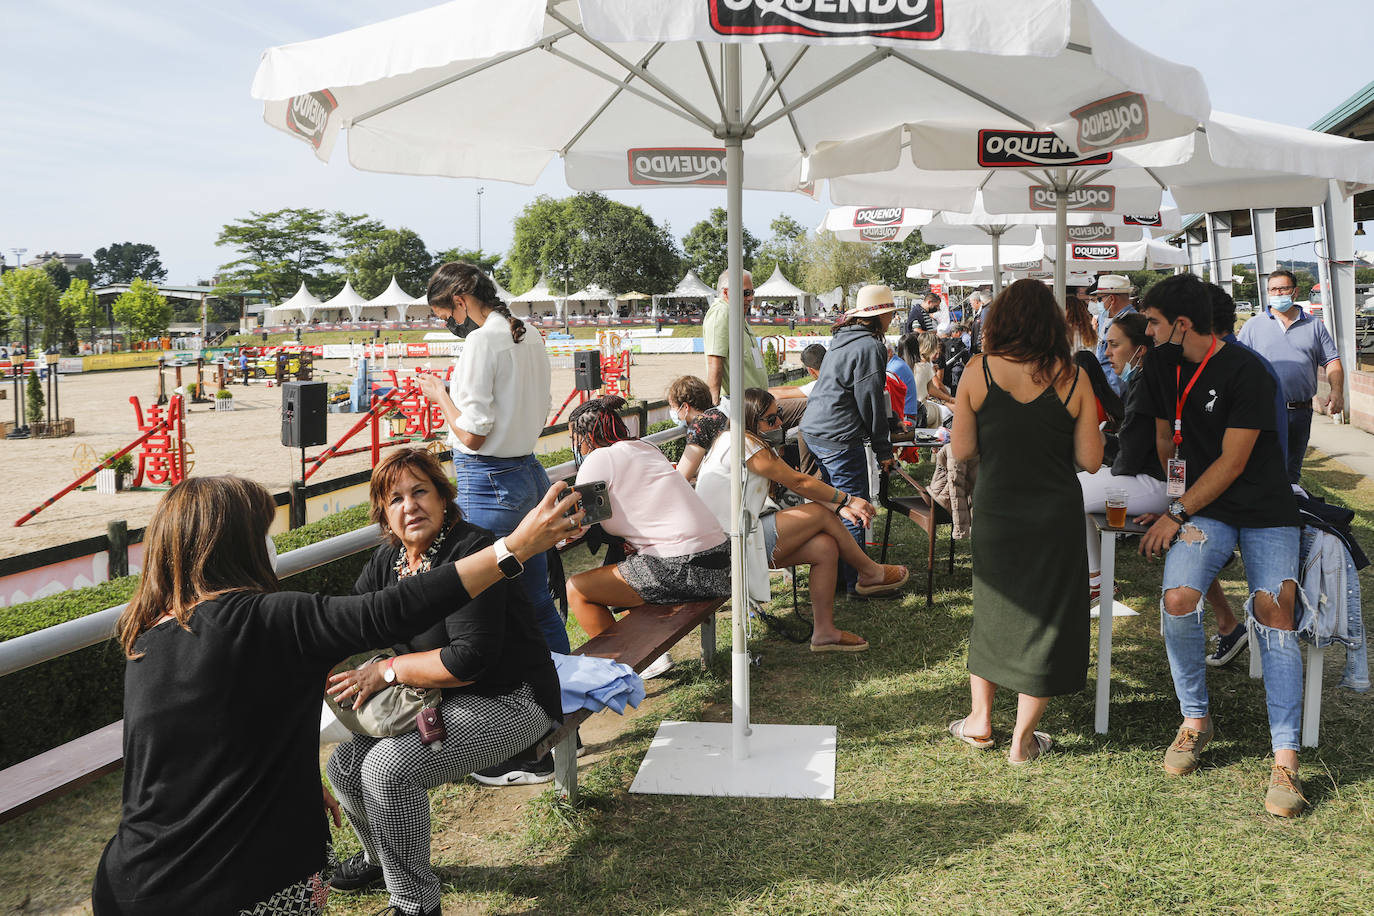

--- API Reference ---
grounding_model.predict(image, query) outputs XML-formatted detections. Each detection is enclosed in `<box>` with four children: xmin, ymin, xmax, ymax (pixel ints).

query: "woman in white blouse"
<box><xmin>415</xmin><ymin>262</ymin><xmax>567</xmax><ymax>655</ymax></box>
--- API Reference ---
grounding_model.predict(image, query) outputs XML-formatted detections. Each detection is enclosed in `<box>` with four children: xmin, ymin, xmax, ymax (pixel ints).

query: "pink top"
<box><xmin>576</xmin><ymin>440</ymin><xmax>725</xmax><ymax>558</ymax></box>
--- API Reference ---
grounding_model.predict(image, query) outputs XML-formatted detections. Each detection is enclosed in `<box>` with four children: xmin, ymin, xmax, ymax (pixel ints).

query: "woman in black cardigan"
<box><xmin>92</xmin><ymin>471</ymin><xmax>580</xmax><ymax>916</ymax></box>
<box><xmin>324</xmin><ymin>448</ymin><xmax>566</xmax><ymax>916</ymax></box>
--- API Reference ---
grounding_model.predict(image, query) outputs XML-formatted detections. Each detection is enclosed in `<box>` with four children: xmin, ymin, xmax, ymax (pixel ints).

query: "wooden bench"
<box><xmin>529</xmin><ymin>597</ymin><xmax>726</xmax><ymax>803</ymax></box>
<box><xmin>877</xmin><ymin>465</ymin><xmax>955</xmax><ymax>607</ymax></box>
<box><xmin>0</xmin><ymin>720</ymin><xmax>124</xmax><ymax>825</ymax></box>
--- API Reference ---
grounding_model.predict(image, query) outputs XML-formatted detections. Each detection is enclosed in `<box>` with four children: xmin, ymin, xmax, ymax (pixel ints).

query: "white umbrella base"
<box><xmin>629</xmin><ymin>721</ymin><xmax>836</xmax><ymax>800</ymax></box>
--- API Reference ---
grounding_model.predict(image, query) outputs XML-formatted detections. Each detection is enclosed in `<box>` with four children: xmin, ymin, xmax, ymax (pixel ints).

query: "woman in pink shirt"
<box><xmin>567</xmin><ymin>397</ymin><xmax>730</xmax><ymax>639</ymax></box>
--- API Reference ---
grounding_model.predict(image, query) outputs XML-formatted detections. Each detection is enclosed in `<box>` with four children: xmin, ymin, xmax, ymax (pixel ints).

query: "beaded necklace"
<box><xmin>395</xmin><ymin>518</ymin><xmax>451</xmax><ymax>580</ymax></box>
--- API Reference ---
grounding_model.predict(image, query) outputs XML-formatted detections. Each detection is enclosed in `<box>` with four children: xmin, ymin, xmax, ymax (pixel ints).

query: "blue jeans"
<box><xmin>809</xmin><ymin>440</ymin><xmax>870</xmax><ymax>591</ymax></box>
<box><xmin>452</xmin><ymin>452</ymin><xmax>570</xmax><ymax>654</ymax></box>
<box><xmin>1285</xmin><ymin>405</ymin><xmax>1313</xmax><ymax>483</ymax></box>
<box><xmin>1161</xmin><ymin>516</ymin><xmax>1303</xmax><ymax>753</ymax></box>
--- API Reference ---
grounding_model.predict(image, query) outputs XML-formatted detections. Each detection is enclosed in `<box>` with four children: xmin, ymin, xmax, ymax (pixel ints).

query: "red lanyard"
<box><xmin>1173</xmin><ymin>335</ymin><xmax>1218</xmax><ymax>449</ymax></box>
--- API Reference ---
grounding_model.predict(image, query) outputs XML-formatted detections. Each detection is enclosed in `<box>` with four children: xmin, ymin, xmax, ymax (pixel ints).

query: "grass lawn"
<box><xmin>3</xmin><ymin>450</ymin><xmax>1371</xmax><ymax>914</ymax></box>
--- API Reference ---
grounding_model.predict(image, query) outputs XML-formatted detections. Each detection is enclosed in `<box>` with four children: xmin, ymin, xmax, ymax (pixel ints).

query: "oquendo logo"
<box><xmin>1123</xmin><ymin>212</ymin><xmax>1163</xmax><ymax>227</ymax></box>
<box><xmin>1067</xmin><ymin>224</ymin><xmax>1115</xmax><ymax>242</ymax></box>
<box><xmin>285</xmin><ymin>90</ymin><xmax>338</xmax><ymax>150</ymax></box>
<box><xmin>1071</xmin><ymin>91</ymin><xmax>1149</xmax><ymax>152</ymax></box>
<box><xmin>858</xmin><ymin>226</ymin><xmax>902</xmax><ymax>241</ymax></box>
<box><xmin>977</xmin><ymin>130</ymin><xmax>1112</xmax><ymax>168</ymax></box>
<box><xmin>709</xmin><ymin>0</ymin><xmax>944</xmax><ymax>40</ymax></box>
<box><xmin>853</xmin><ymin>207</ymin><xmax>905</xmax><ymax>227</ymax></box>
<box><xmin>1071</xmin><ymin>243</ymin><xmax>1119</xmax><ymax>260</ymax></box>
<box><xmin>1028</xmin><ymin>185</ymin><xmax>1116</xmax><ymax>212</ymax></box>
<box><xmin>627</xmin><ymin>148</ymin><xmax>726</xmax><ymax>186</ymax></box>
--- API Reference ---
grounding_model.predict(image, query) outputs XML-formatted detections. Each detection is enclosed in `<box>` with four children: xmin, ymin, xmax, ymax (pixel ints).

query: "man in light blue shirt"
<box><xmin>1236</xmin><ymin>268</ymin><xmax>1345</xmax><ymax>483</ymax></box>
<box><xmin>1091</xmin><ymin>274</ymin><xmax>1135</xmax><ymax>396</ymax></box>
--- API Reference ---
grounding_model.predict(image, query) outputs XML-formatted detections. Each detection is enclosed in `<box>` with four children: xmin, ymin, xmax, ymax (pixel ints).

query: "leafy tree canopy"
<box><xmin>93</xmin><ymin>243</ymin><xmax>166</xmax><ymax>286</ymax></box>
<box><xmin>214</xmin><ymin>208</ymin><xmax>342</xmax><ymax>301</ymax></box>
<box><xmin>751</xmin><ymin>215</ymin><xmax>809</xmax><ymax>288</ymax></box>
<box><xmin>801</xmin><ymin>232</ymin><xmax>874</xmax><ymax>301</ymax></box>
<box><xmin>111</xmin><ymin>279</ymin><xmax>172</xmax><ymax>341</ymax></box>
<box><xmin>340</xmin><ymin>227</ymin><xmax>435</xmax><ymax>299</ymax></box>
<box><xmin>0</xmin><ymin>268</ymin><xmax>59</xmax><ymax>343</ymax></box>
<box><xmin>41</xmin><ymin>259</ymin><xmax>71</xmax><ymax>293</ymax></box>
<box><xmin>869</xmin><ymin>231</ymin><xmax>933</xmax><ymax>291</ymax></box>
<box><xmin>61</xmin><ymin>278</ymin><xmax>102</xmax><ymax>348</ymax></box>
<box><xmin>507</xmin><ymin>193</ymin><xmax>681</xmax><ymax>296</ymax></box>
<box><xmin>681</xmin><ymin>207</ymin><xmax>758</xmax><ymax>290</ymax></box>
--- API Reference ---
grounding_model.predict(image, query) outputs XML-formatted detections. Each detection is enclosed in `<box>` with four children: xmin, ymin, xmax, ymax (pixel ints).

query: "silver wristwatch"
<box><xmin>493</xmin><ymin>537</ymin><xmax>523</xmax><ymax>579</ymax></box>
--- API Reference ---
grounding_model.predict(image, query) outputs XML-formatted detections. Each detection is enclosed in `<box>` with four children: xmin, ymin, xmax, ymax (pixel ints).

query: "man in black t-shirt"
<box><xmin>902</xmin><ymin>293</ymin><xmax>938</xmax><ymax>336</ymax></box>
<box><xmin>1136</xmin><ymin>273</ymin><xmax>1307</xmax><ymax>818</ymax></box>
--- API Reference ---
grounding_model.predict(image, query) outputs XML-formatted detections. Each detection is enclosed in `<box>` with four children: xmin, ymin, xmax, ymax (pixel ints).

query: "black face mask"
<box><xmin>760</xmin><ymin>427</ymin><xmax>786</xmax><ymax>448</ymax></box>
<box><xmin>1154</xmin><ymin>321</ymin><xmax>1185</xmax><ymax>367</ymax></box>
<box><xmin>445</xmin><ymin>314</ymin><xmax>481</xmax><ymax>338</ymax></box>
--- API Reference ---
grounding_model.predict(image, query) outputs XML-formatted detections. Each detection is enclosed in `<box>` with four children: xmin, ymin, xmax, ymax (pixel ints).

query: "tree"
<box><xmin>41</xmin><ymin>258</ymin><xmax>71</xmax><ymax>293</ymax></box>
<box><xmin>0</xmin><ymin>268</ymin><xmax>59</xmax><ymax>353</ymax></box>
<box><xmin>112</xmin><ymin>279</ymin><xmax>172</xmax><ymax>343</ymax></box>
<box><xmin>506</xmin><ymin>193</ymin><xmax>681</xmax><ymax>296</ymax></box>
<box><xmin>61</xmin><ymin>279</ymin><xmax>102</xmax><ymax>349</ymax></box>
<box><xmin>802</xmin><ymin>232</ymin><xmax>874</xmax><ymax>300</ymax></box>
<box><xmin>25</xmin><ymin>369</ymin><xmax>44</xmax><ymax>426</ymax></box>
<box><xmin>681</xmin><ymin>207</ymin><xmax>758</xmax><ymax>289</ymax></box>
<box><xmin>751</xmin><ymin>215</ymin><xmax>809</xmax><ymax>286</ymax></box>
<box><xmin>340</xmin><ymin>227</ymin><xmax>434</xmax><ymax>299</ymax></box>
<box><xmin>93</xmin><ymin>243</ymin><xmax>166</xmax><ymax>285</ymax></box>
<box><xmin>869</xmin><ymin>232</ymin><xmax>934</xmax><ymax>290</ymax></box>
<box><xmin>70</xmin><ymin>262</ymin><xmax>96</xmax><ymax>286</ymax></box>
<box><xmin>214</xmin><ymin>208</ymin><xmax>338</xmax><ymax>300</ymax></box>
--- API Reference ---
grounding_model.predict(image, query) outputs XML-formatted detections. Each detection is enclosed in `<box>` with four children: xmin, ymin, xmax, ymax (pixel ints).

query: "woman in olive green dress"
<box><xmin>949</xmin><ymin>280</ymin><xmax>1103</xmax><ymax>763</ymax></box>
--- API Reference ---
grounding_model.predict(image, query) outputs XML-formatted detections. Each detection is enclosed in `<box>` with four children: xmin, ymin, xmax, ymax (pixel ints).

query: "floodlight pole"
<box><xmin>723</xmin><ymin>43</ymin><xmax>750</xmax><ymax>763</ymax></box>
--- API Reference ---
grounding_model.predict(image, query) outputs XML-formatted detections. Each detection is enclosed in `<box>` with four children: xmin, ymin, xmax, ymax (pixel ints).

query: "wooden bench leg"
<box><xmin>552</xmin><ymin>729</ymin><xmax>579</xmax><ymax>804</ymax></box>
<box><xmin>700</xmin><ymin>611</ymin><xmax>716</xmax><ymax>669</ymax></box>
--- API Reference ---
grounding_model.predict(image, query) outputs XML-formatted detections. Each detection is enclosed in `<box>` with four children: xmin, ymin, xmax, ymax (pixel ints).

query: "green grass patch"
<box><xmin>4</xmin><ymin>450</ymin><xmax>1372</xmax><ymax>914</ymax></box>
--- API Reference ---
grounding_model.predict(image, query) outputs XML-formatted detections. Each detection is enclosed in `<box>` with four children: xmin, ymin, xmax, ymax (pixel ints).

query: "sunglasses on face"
<box><xmin>742</xmin><ymin>289</ymin><xmax>755</xmax><ymax>296</ymax></box>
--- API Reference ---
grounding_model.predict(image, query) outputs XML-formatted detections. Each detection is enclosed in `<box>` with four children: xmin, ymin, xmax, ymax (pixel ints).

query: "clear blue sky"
<box><xmin>1</xmin><ymin>0</ymin><xmax>1363</xmax><ymax>285</ymax></box>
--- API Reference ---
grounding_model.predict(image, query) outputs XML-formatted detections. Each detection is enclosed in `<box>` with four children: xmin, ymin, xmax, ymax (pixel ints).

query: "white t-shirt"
<box><xmin>448</xmin><ymin>311</ymin><xmax>552</xmax><ymax>457</ymax></box>
<box><xmin>695</xmin><ymin>430</ymin><xmax>769</xmax><ymax>527</ymax></box>
<box><xmin>799</xmin><ymin>379</ymin><xmax>817</xmax><ymax>397</ymax></box>
<box><xmin>576</xmin><ymin>440</ymin><xmax>724</xmax><ymax>558</ymax></box>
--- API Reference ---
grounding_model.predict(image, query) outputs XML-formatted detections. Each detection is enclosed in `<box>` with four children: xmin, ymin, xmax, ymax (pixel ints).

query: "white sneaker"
<box><xmin>640</xmin><ymin>653</ymin><xmax>673</xmax><ymax>679</ymax></box>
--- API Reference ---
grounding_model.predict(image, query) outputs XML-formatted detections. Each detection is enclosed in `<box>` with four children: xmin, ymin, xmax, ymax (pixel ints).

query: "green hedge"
<box><xmin>0</xmin><ymin>506</ymin><xmax>378</xmax><ymax>769</ymax></box>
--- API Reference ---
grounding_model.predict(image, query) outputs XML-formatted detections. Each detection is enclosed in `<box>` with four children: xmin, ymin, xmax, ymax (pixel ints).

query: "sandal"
<box><xmin>1008</xmin><ymin>732</ymin><xmax>1053</xmax><ymax>765</ymax></box>
<box><xmin>854</xmin><ymin>565</ymin><xmax>910</xmax><ymax>597</ymax></box>
<box><xmin>948</xmin><ymin>718</ymin><xmax>994</xmax><ymax>750</ymax></box>
<box><xmin>810</xmin><ymin>631</ymin><xmax>869</xmax><ymax>653</ymax></box>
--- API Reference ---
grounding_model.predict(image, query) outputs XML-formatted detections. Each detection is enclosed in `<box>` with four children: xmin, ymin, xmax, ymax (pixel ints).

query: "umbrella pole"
<box><xmin>990</xmin><ymin>229</ymin><xmax>1002</xmax><ymax>297</ymax></box>
<box><xmin>1053</xmin><ymin>168</ymin><xmax>1068</xmax><ymax>309</ymax></box>
<box><xmin>724</xmin><ymin>44</ymin><xmax>750</xmax><ymax>763</ymax></box>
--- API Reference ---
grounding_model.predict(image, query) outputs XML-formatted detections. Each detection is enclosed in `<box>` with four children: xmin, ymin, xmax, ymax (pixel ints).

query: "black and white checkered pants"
<box><xmin>326</xmin><ymin>683</ymin><xmax>555</xmax><ymax>915</ymax></box>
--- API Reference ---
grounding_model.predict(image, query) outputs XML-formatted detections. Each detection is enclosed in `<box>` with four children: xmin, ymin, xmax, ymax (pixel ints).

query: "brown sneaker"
<box><xmin>1162</xmin><ymin>722</ymin><xmax>1214</xmax><ymax>775</ymax></box>
<box><xmin>1264</xmin><ymin>765</ymin><xmax>1308</xmax><ymax>818</ymax></box>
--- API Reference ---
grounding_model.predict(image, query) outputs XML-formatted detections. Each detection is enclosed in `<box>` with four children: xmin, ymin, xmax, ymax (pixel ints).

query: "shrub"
<box><xmin>100</xmin><ymin>450</ymin><xmax>134</xmax><ymax>476</ymax></box>
<box><xmin>185</xmin><ymin>382</ymin><xmax>199</xmax><ymax>397</ymax></box>
<box><xmin>216</xmin><ymin>388</ymin><xmax>233</xmax><ymax>399</ymax></box>
<box><xmin>25</xmin><ymin>369</ymin><xmax>44</xmax><ymax>425</ymax></box>
<box><xmin>763</xmin><ymin>341</ymin><xmax>780</xmax><ymax>376</ymax></box>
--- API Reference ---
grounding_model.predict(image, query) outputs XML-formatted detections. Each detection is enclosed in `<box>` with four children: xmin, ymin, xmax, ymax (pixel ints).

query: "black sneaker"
<box><xmin>1206</xmin><ymin>622</ymin><xmax>1249</xmax><ymax>668</ymax></box>
<box><xmin>370</xmin><ymin>905</ymin><xmax>440</xmax><ymax>916</ymax></box>
<box><xmin>470</xmin><ymin>753</ymin><xmax>555</xmax><ymax>787</ymax></box>
<box><xmin>331</xmin><ymin>850</ymin><xmax>384</xmax><ymax>892</ymax></box>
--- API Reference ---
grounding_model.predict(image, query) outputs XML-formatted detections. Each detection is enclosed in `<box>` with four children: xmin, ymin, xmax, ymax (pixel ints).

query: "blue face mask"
<box><xmin>1269</xmin><ymin>295</ymin><xmax>1295</xmax><ymax>312</ymax></box>
<box><xmin>1118</xmin><ymin>347</ymin><xmax>1144</xmax><ymax>384</ymax></box>
<box><xmin>668</xmin><ymin>408</ymin><xmax>687</xmax><ymax>428</ymax></box>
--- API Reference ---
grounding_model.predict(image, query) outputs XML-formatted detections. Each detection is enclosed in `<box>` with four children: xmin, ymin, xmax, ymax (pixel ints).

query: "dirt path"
<box><xmin>0</xmin><ymin>354</ymin><xmax>707</xmax><ymax>559</ymax></box>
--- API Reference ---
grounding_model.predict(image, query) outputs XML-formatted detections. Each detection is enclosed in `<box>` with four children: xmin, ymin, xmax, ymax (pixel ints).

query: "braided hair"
<box><xmin>426</xmin><ymin>261</ymin><xmax>527</xmax><ymax>344</ymax></box>
<box><xmin>568</xmin><ymin>395</ymin><xmax>630</xmax><ymax>453</ymax></box>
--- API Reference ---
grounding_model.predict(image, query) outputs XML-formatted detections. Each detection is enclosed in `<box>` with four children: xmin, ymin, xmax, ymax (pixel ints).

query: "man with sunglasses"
<box><xmin>704</xmin><ymin>269</ymin><xmax>769</xmax><ymax>406</ymax></box>
<box><xmin>1236</xmin><ymin>268</ymin><xmax>1344</xmax><ymax>483</ymax></box>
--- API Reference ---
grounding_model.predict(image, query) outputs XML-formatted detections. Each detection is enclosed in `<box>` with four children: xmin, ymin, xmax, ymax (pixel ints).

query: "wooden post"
<box><xmin>107</xmin><ymin>520</ymin><xmax>129</xmax><ymax>579</ymax></box>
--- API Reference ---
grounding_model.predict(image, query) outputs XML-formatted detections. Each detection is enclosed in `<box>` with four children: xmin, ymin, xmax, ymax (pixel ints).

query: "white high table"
<box><xmin>1090</xmin><ymin>513</ymin><xmax>1148</xmax><ymax>735</ymax></box>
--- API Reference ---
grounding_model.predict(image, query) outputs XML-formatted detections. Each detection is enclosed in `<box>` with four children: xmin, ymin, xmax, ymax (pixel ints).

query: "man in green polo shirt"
<box><xmin>703</xmin><ymin>269</ymin><xmax>768</xmax><ymax>404</ymax></box>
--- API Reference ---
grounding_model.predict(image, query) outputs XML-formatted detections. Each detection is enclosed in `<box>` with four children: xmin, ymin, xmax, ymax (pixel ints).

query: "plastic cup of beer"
<box><xmin>1105</xmin><ymin>488</ymin><xmax>1128</xmax><ymax>528</ymax></box>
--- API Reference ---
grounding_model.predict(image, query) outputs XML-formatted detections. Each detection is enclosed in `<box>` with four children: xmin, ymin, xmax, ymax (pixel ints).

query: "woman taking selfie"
<box><xmin>92</xmin><ymin>474</ymin><xmax>579</xmax><ymax>916</ymax></box>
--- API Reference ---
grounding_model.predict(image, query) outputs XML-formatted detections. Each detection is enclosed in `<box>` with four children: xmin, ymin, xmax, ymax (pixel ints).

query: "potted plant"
<box><xmin>215</xmin><ymin>388</ymin><xmax>234</xmax><ymax>412</ymax></box>
<box><xmin>185</xmin><ymin>381</ymin><xmax>200</xmax><ymax>401</ymax></box>
<box><xmin>97</xmin><ymin>451</ymin><xmax>135</xmax><ymax>493</ymax></box>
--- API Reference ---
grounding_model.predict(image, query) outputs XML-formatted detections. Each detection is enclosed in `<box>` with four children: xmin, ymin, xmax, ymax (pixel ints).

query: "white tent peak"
<box><xmin>667</xmin><ymin>270</ymin><xmax>716</xmax><ymax>299</ymax></box>
<box><xmin>511</xmin><ymin>275</ymin><xmax>560</xmax><ymax>302</ymax></box>
<box><xmin>369</xmin><ymin>276</ymin><xmax>417</xmax><ymax>306</ymax></box>
<box><xmin>280</xmin><ymin>282</ymin><xmax>323</xmax><ymax>308</ymax></box>
<box><xmin>567</xmin><ymin>282</ymin><xmax>616</xmax><ymax>300</ymax></box>
<box><xmin>323</xmin><ymin>280</ymin><xmax>368</xmax><ymax>308</ymax></box>
<box><xmin>753</xmin><ymin>266</ymin><xmax>807</xmax><ymax>299</ymax></box>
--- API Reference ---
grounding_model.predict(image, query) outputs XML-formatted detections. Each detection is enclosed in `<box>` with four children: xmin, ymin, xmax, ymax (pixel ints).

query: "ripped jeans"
<box><xmin>1161</xmin><ymin>517</ymin><xmax>1303</xmax><ymax>753</ymax></box>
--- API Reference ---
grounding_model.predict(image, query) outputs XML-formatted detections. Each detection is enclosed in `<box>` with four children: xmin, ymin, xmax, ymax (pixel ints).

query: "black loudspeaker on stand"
<box><xmin>281</xmin><ymin>380</ymin><xmax>327</xmax><ymax>448</ymax></box>
<box><xmin>574</xmin><ymin>349</ymin><xmax>602</xmax><ymax>391</ymax></box>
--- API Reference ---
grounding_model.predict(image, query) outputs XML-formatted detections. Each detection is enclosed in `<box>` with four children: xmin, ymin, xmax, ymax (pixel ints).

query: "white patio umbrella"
<box><xmin>250</xmin><ymin>0</ymin><xmax>1211</xmax><ymax>794</ymax></box>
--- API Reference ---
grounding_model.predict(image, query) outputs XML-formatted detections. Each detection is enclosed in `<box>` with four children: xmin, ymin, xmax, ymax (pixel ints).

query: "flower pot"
<box><xmin>215</xmin><ymin>397</ymin><xmax>235</xmax><ymax>412</ymax></box>
<box><xmin>96</xmin><ymin>468</ymin><xmax>126</xmax><ymax>494</ymax></box>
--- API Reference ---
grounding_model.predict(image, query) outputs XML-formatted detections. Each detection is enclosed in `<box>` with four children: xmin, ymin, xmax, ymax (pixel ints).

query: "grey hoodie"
<box><xmin>800</xmin><ymin>323</ymin><xmax>892</xmax><ymax>460</ymax></box>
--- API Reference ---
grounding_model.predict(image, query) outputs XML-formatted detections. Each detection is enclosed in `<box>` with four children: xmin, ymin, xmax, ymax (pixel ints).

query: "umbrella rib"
<box><xmin>744</xmin><ymin>46</ymin><xmax>808</xmax><ymax>126</ymax></box>
<box><xmin>350</xmin><ymin>29</ymin><xmax>574</xmax><ymax>126</ymax></box>
<box><xmin>545</xmin><ymin>45</ymin><xmax>715</xmax><ymax>132</ymax></box>
<box><xmin>751</xmin><ymin>49</ymin><xmax>889</xmax><ymax>133</ymax></box>
<box><xmin>696</xmin><ymin>42</ymin><xmax>726</xmax><ymax>120</ymax></box>
<box><xmin>885</xmin><ymin>50</ymin><xmax>1037</xmax><ymax>129</ymax></box>
<box><xmin>757</xmin><ymin>46</ymin><xmax>810</xmax><ymax>157</ymax></box>
<box><xmin>547</xmin><ymin>8</ymin><xmax>720</xmax><ymax>131</ymax></box>
<box><xmin>560</xmin><ymin>43</ymin><xmax>667</xmax><ymax>155</ymax></box>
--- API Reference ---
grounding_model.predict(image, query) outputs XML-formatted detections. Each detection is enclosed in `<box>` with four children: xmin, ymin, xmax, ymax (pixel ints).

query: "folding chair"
<box><xmin>877</xmin><ymin>464</ymin><xmax>955</xmax><ymax>607</ymax></box>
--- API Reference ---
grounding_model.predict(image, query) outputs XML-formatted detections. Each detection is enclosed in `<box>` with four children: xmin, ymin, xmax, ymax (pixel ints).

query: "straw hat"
<box><xmin>1087</xmin><ymin>274</ymin><xmax>1133</xmax><ymax>296</ymax></box>
<box><xmin>847</xmin><ymin>284</ymin><xmax>898</xmax><ymax>317</ymax></box>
